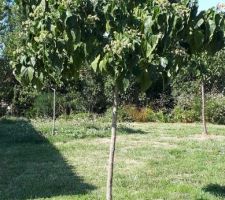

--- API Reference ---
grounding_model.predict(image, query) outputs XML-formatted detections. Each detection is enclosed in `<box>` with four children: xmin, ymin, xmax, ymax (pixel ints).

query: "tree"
<box><xmin>0</xmin><ymin>0</ymin><xmax>24</xmax><ymax>109</ymax></box>
<box><xmin>180</xmin><ymin>3</ymin><xmax>225</xmax><ymax>134</ymax></box>
<box><xmin>91</xmin><ymin>1</ymin><xmax>197</xmax><ymax>199</ymax></box>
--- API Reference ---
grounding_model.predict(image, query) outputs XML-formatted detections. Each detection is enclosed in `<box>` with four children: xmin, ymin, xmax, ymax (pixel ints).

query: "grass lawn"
<box><xmin>1</xmin><ymin>117</ymin><xmax>225</xmax><ymax>199</ymax></box>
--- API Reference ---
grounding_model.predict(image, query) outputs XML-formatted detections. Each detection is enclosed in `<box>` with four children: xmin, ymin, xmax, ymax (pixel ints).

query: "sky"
<box><xmin>198</xmin><ymin>0</ymin><xmax>224</xmax><ymax>10</ymax></box>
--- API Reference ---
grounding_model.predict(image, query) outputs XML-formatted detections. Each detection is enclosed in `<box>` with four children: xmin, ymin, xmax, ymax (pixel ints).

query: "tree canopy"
<box><xmin>10</xmin><ymin>0</ymin><xmax>202</xmax><ymax>90</ymax></box>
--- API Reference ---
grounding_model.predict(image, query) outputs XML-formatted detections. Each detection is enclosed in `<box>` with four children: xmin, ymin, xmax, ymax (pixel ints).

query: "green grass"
<box><xmin>1</xmin><ymin>117</ymin><xmax>225</xmax><ymax>199</ymax></box>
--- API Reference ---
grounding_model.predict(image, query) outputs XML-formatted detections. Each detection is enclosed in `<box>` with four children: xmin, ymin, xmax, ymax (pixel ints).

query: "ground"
<box><xmin>1</xmin><ymin>117</ymin><xmax>225</xmax><ymax>199</ymax></box>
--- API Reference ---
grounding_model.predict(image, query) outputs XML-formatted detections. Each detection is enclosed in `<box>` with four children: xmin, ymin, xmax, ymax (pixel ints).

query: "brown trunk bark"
<box><xmin>106</xmin><ymin>86</ymin><xmax>118</xmax><ymax>200</ymax></box>
<box><xmin>201</xmin><ymin>81</ymin><xmax>208</xmax><ymax>135</ymax></box>
<box><xmin>52</xmin><ymin>88</ymin><xmax>56</xmax><ymax>135</ymax></box>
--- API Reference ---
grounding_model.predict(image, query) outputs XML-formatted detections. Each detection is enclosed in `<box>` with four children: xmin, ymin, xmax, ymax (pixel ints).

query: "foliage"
<box><xmin>0</xmin><ymin>106</ymin><xmax>6</xmax><ymax>117</ymax></box>
<box><xmin>91</xmin><ymin>0</ymin><xmax>193</xmax><ymax>91</ymax></box>
<box><xmin>0</xmin><ymin>1</ymin><xmax>24</xmax><ymax>107</ymax></box>
<box><xmin>171</xmin><ymin>106</ymin><xmax>199</xmax><ymax>123</ymax></box>
<box><xmin>0</xmin><ymin>58</ymin><xmax>16</xmax><ymax>104</ymax></box>
<box><xmin>206</xmin><ymin>94</ymin><xmax>225</xmax><ymax>124</ymax></box>
<box><xmin>101</xmin><ymin>92</ymin><xmax>225</xmax><ymax>124</ymax></box>
<box><xmin>29</xmin><ymin>92</ymin><xmax>54</xmax><ymax>118</ymax></box>
<box><xmin>10</xmin><ymin>0</ymin><xmax>195</xmax><ymax>92</ymax></box>
<box><xmin>119</xmin><ymin>106</ymin><xmax>150</xmax><ymax>122</ymax></box>
<box><xmin>28</xmin><ymin>91</ymin><xmax>86</xmax><ymax>118</ymax></box>
<box><xmin>171</xmin><ymin>93</ymin><xmax>225</xmax><ymax>124</ymax></box>
<box><xmin>12</xmin><ymin>85</ymin><xmax>38</xmax><ymax>116</ymax></box>
<box><xmin>12</xmin><ymin>0</ymin><xmax>103</xmax><ymax>87</ymax></box>
<box><xmin>78</xmin><ymin>69</ymin><xmax>108</xmax><ymax>113</ymax></box>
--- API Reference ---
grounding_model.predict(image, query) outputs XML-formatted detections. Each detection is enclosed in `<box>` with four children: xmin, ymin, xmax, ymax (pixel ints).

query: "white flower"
<box><xmin>103</xmin><ymin>32</ymin><xmax>109</xmax><ymax>38</ymax></box>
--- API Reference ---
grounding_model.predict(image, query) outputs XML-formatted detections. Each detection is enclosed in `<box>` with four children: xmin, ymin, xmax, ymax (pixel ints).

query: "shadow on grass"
<box><xmin>203</xmin><ymin>184</ymin><xmax>225</xmax><ymax>197</ymax></box>
<box><xmin>0</xmin><ymin>118</ymin><xmax>96</xmax><ymax>199</ymax></box>
<box><xmin>118</xmin><ymin>126</ymin><xmax>147</xmax><ymax>135</ymax></box>
<box><xmin>84</xmin><ymin>123</ymin><xmax>147</xmax><ymax>136</ymax></box>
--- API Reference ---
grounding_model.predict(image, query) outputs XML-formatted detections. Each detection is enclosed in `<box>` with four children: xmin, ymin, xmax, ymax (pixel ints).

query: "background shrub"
<box><xmin>206</xmin><ymin>94</ymin><xmax>225</xmax><ymax>124</ymax></box>
<box><xmin>0</xmin><ymin>107</ymin><xmax>7</xmax><ymax>117</ymax></box>
<box><xmin>171</xmin><ymin>106</ymin><xmax>199</xmax><ymax>123</ymax></box>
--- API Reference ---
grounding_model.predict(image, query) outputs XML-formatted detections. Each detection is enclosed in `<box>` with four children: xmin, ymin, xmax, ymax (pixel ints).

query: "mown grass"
<box><xmin>1</xmin><ymin>117</ymin><xmax>225</xmax><ymax>199</ymax></box>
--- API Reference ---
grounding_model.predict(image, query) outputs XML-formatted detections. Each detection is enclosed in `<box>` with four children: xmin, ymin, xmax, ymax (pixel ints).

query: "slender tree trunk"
<box><xmin>106</xmin><ymin>86</ymin><xmax>118</xmax><ymax>200</ymax></box>
<box><xmin>201</xmin><ymin>81</ymin><xmax>208</xmax><ymax>135</ymax></box>
<box><xmin>52</xmin><ymin>88</ymin><xmax>56</xmax><ymax>135</ymax></box>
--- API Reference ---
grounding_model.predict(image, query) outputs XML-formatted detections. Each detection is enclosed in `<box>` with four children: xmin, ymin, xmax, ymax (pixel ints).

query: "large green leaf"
<box><xmin>27</xmin><ymin>67</ymin><xmax>34</xmax><ymax>81</ymax></box>
<box><xmin>91</xmin><ymin>55</ymin><xmax>100</xmax><ymax>72</ymax></box>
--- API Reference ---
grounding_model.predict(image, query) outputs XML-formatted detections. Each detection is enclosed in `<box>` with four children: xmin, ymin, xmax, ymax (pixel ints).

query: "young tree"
<box><xmin>88</xmin><ymin>1</ymin><xmax>198</xmax><ymax>199</ymax></box>
<box><xmin>180</xmin><ymin>3</ymin><xmax>225</xmax><ymax>134</ymax></box>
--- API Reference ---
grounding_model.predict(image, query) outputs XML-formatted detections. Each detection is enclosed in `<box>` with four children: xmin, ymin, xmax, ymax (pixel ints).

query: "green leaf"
<box><xmin>192</xmin><ymin>30</ymin><xmax>204</xmax><ymax>51</ymax></box>
<box><xmin>20</xmin><ymin>55</ymin><xmax>26</xmax><ymax>64</ymax></box>
<box><xmin>160</xmin><ymin>57</ymin><xmax>168</xmax><ymax>68</ymax></box>
<box><xmin>27</xmin><ymin>67</ymin><xmax>34</xmax><ymax>81</ymax></box>
<box><xmin>208</xmin><ymin>20</ymin><xmax>216</xmax><ymax>39</ymax></box>
<box><xmin>66</xmin><ymin>10</ymin><xmax>72</xmax><ymax>18</ymax></box>
<box><xmin>195</xmin><ymin>18</ymin><xmax>204</xmax><ymax>29</ymax></box>
<box><xmin>21</xmin><ymin>66</ymin><xmax>27</xmax><ymax>76</ymax></box>
<box><xmin>138</xmin><ymin>70</ymin><xmax>152</xmax><ymax>91</ymax></box>
<box><xmin>31</xmin><ymin>57</ymin><xmax>36</xmax><ymax>67</ymax></box>
<box><xmin>123</xmin><ymin>78</ymin><xmax>130</xmax><ymax>91</ymax></box>
<box><xmin>39</xmin><ymin>72</ymin><xmax>44</xmax><ymax>82</ymax></box>
<box><xmin>146</xmin><ymin>35</ymin><xmax>159</xmax><ymax>60</ymax></box>
<box><xmin>144</xmin><ymin>16</ymin><xmax>154</xmax><ymax>35</ymax></box>
<box><xmin>91</xmin><ymin>55</ymin><xmax>100</xmax><ymax>72</ymax></box>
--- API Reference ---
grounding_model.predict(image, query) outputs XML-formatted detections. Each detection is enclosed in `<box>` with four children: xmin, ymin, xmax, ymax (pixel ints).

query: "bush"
<box><xmin>102</xmin><ymin>106</ymin><xmax>132</xmax><ymax>122</ymax></box>
<box><xmin>154</xmin><ymin>110</ymin><xmax>170</xmax><ymax>123</ymax></box>
<box><xmin>30</xmin><ymin>93</ymin><xmax>53</xmax><ymax>118</ymax></box>
<box><xmin>146</xmin><ymin>108</ymin><xmax>157</xmax><ymax>122</ymax></box>
<box><xmin>0</xmin><ymin>107</ymin><xmax>7</xmax><ymax>117</ymax></box>
<box><xmin>103</xmin><ymin>105</ymin><xmax>173</xmax><ymax>123</ymax></box>
<box><xmin>170</xmin><ymin>93</ymin><xmax>201</xmax><ymax>123</ymax></box>
<box><xmin>12</xmin><ymin>85</ymin><xmax>38</xmax><ymax>117</ymax></box>
<box><xmin>26</xmin><ymin>91</ymin><xmax>87</xmax><ymax>118</ymax></box>
<box><xmin>118</xmin><ymin>105</ymin><xmax>157</xmax><ymax>122</ymax></box>
<box><xmin>171</xmin><ymin>106</ymin><xmax>199</xmax><ymax>123</ymax></box>
<box><xmin>171</xmin><ymin>93</ymin><xmax>225</xmax><ymax>124</ymax></box>
<box><xmin>127</xmin><ymin>106</ymin><xmax>149</xmax><ymax>122</ymax></box>
<box><xmin>104</xmin><ymin>105</ymin><xmax>158</xmax><ymax>123</ymax></box>
<box><xmin>206</xmin><ymin>94</ymin><xmax>225</xmax><ymax>124</ymax></box>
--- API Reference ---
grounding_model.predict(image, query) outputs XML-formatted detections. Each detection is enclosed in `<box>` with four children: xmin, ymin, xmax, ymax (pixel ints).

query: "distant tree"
<box><xmin>182</xmin><ymin>6</ymin><xmax>225</xmax><ymax>134</ymax></box>
<box><xmin>0</xmin><ymin>0</ymin><xmax>20</xmax><ymax>107</ymax></box>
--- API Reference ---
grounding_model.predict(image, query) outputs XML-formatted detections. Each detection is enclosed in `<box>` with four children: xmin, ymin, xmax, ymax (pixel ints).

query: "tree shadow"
<box><xmin>203</xmin><ymin>184</ymin><xmax>225</xmax><ymax>197</ymax></box>
<box><xmin>118</xmin><ymin>126</ymin><xmax>147</xmax><ymax>135</ymax></box>
<box><xmin>84</xmin><ymin>123</ymin><xmax>147</xmax><ymax>136</ymax></box>
<box><xmin>0</xmin><ymin>118</ymin><xmax>96</xmax><ymax>199</ymax></box>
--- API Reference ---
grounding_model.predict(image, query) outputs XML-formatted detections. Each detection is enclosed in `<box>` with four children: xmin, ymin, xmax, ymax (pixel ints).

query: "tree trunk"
<box><xmin>106</xmin><ymin>86</ymin><xmax>118</xmax><ymax>200</ymax></box>
<box><xmin>201</xmin><ymin>81</ymin><xmax>208</xmax><ymax>135</ymax></box>
<box><xmin>52</xmin><ymin>88</ymin><xmax>56</xmax><ymax>135</ymax></box>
